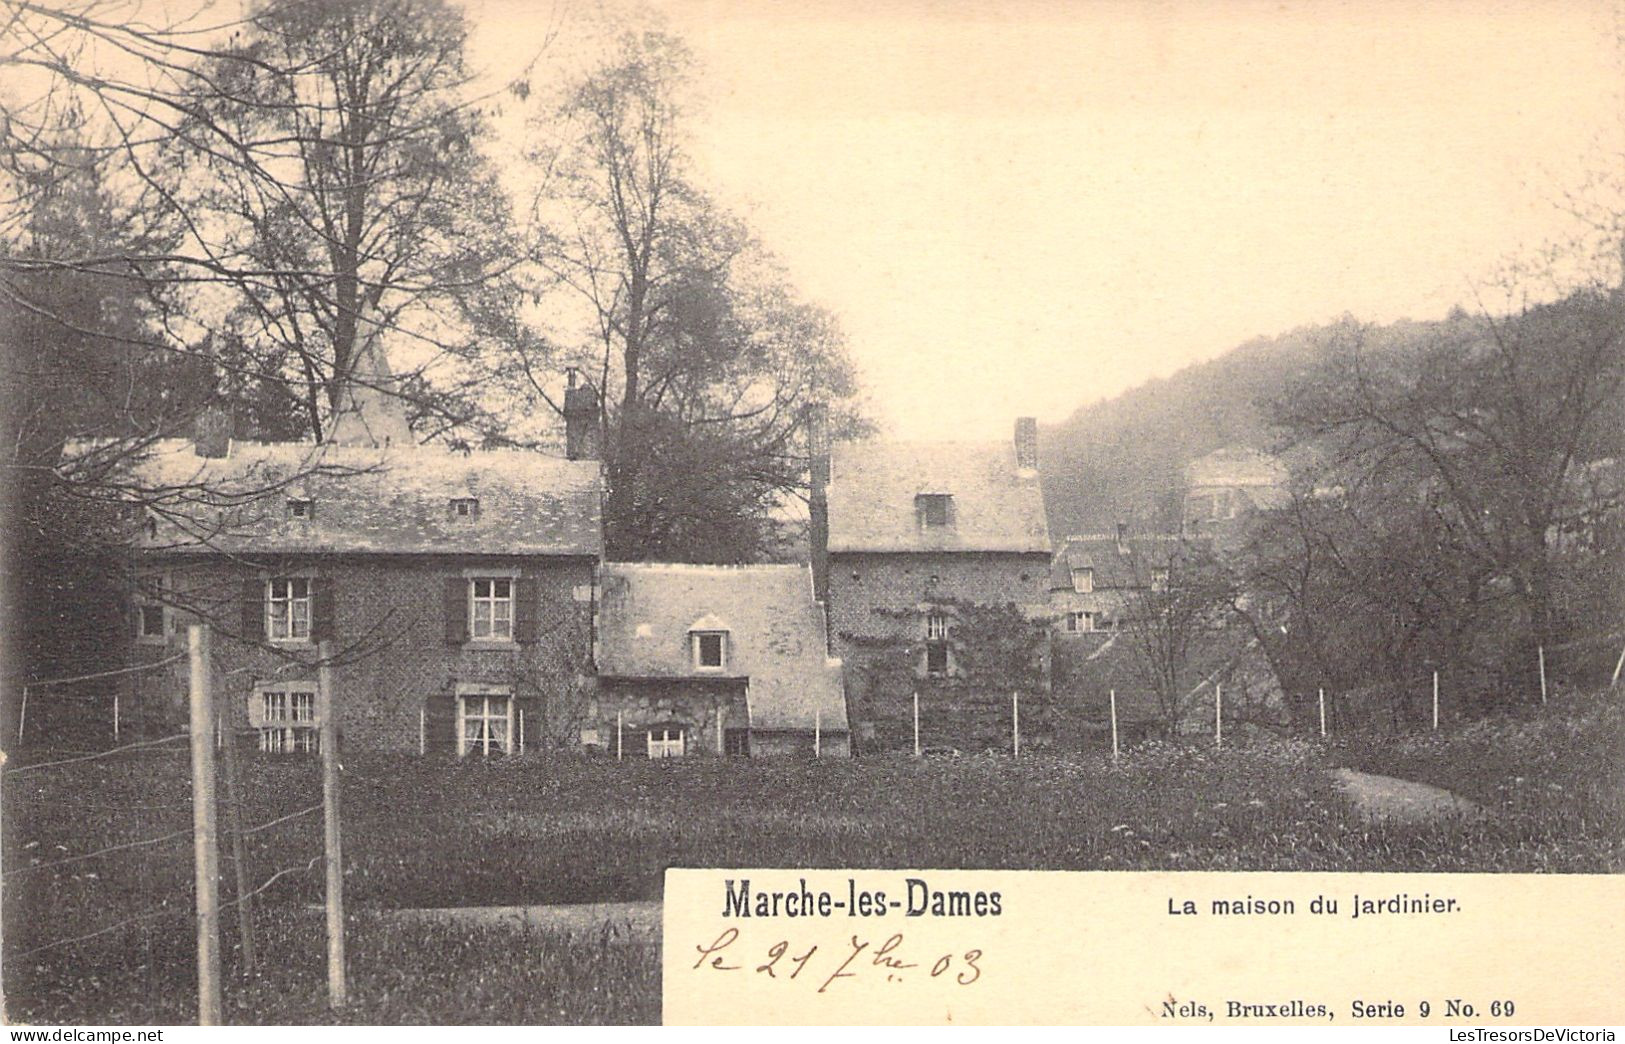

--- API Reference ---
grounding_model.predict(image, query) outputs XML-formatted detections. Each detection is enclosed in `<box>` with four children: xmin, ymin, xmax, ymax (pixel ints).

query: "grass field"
<box><xmin>4</xmin><ymin>690</ymin><xmax>1621</xmax><ymax>1024</ymax></box>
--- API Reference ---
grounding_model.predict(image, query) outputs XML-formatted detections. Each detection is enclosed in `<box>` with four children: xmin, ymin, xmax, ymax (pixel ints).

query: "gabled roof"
<box><xmin>1048</xmin><ymin>533</ymin><xmax>1190</xmax><ymax>591</ymax></box>
<box><xmin>595</xmin><ymin>563</ymin><xmax>847</xmax><ymax>733</ymax></box>
<box><xmin>123</xmin><ymin>439</ymin><xmax>602</xmax><ymax>556</ymax></box>
<box><xmin>826</xmin><ymin>440</ymin><xmax>1049</xmax><ymax>554</ymax></box>
<box><xmin>1185</xmin><ymin>445</ymin><xmax>1289</xmax><ymax>490</ymax></box>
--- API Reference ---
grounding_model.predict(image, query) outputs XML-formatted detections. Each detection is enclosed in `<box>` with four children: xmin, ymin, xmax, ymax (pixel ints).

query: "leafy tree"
<box><xmin>523</xmin><ymin>29</ymin><xmax>865</xmax><ymax>561</ymax></box>
<box><xmin>169</xmin><ymin>0</ymin><xmax>522</xmax><ymax>442</ymax></box>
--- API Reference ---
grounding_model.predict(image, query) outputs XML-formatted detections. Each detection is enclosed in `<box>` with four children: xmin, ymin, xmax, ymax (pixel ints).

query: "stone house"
<box><xmin>591</xmin><ymin>563</ymin><xmax>848</xmax><ymax>758</ymax></box>
<box><xmin>121</xmin><ymin>434</ymin><xmax>603</xmax><ymax>755</ymax></box>
<box><xmin>816</xmin><ymin>419</ymin><xmax>1053</xmax><ymax>753</ymax></box>
<box><xmin>1180</xmin><ymin>445</ymin><xmax>1289</xmax><ymax>550</ymax></box>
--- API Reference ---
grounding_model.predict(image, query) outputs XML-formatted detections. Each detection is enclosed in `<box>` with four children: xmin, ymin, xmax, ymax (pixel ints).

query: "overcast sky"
<box><xmin>465</xmin><ymin>2</ymin><xmax>1612</xmax><ymax>440</ymax></box>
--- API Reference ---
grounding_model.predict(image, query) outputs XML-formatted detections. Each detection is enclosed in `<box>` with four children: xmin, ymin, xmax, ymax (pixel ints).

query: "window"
<box><xmin>648</xmin><ymin>726</ymin><xmax>686</xmax><ymax>759</ymax></box>
<box><xmin>469</xmin><ymin>578</ymin><xmax>514</xmax><ymax>641</ymax></box>
<box><xmin>916</xmin><ymin>493</ymin><xmax>952</xmax><ymax>528</ymax></box>
<box><xmin>925</xmin><ymin>611</ymin><xmax>950</xmax><ymax>675</ymax></box>
<box><xmin>450</xmin><ymin>497</ymin><xmax>480</xmax><ymax>520</ymax></box>
<box><xmin>1150</xmin><ymin>568</ymin><xmax>1170</xmax><ymax>593</ymax></box>
<box><xmin>458</xmin><ymin>691</ymin><xmax>512</xmax><ymax>756</ymax></box>
<box><xmin>1065</xmin><ymin>611</ymin><xmax>1095</xmax><ymax>633</ymax></box>
<box><xmin>692</xmin><ymin>631</ymin><xmax>726</xmax><ymax>671</ymax></box>
<box><xmin>257</xmin><ymin>685</ymin><xmax>318</xmax><ymax>753</ymax></box>
<box><xmin>1071</xmin><ymin>568</ymin><xmax>1094</xmax><ymax>593</ymax></box>
<box><xmin>287</xmin><ymin>499</ymin><xmax>314</xmax><ymax>520</ymax></box>
<box><xmin>724</xmin><ymin>728</ymin><xmax>751</xmax><ymax>757</ymax></box>
<box><xmin>135</xmin><ymin>580</ymin><xmax>168</xmax><ymax>643</ymax></box>
<box><xmin>266</xmin><ymin>578</ymin><xmax>312</xmax><ymax>642</ymax></box>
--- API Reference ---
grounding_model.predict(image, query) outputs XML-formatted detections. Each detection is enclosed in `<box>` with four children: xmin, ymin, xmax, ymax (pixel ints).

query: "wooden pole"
<box><xmin>317</xmin><ymin>641</ymin><xmax>347</xmax><ymax>1009</ymax></box>
<box><xmin>17</xmin><ymin>687</ymin><xmax>26</xmax><ymax>744</ymax></box>
<box><xmin>616</xmin><ymin>710</ymin><xmax>623</xmax><ymax>761</ymax></box>
<box><xmin>113</xmin><ymin>692</ymin><xmax>120</xmax><ymax>743</ymax></box>
<box><xmin>1109</xmin><ymin>689</ymin><xmax>1119</xmax><ymax>761</ymax></box>
<box><xmin>1318</xmin><ymin>687</ymin><xmax>1326</xmax><ymax>738</ymax></box>
<box><xmin>716</xmin><ymin>703</ymin><xmax>724</xmax><ymax>756</ymax></box>
<box><xmin>1214</xmin><ymin>683</ymin><xmax>1223</xmax><ymax>750</ymax></box>
<box><xmin>912</xmin><ymin>692</ymin><xmax>920</xmax><ymax>757</ymax></box>
<box><xmin>1432</xmin><ymin>670</ymin><xmax>1440</xmax><ymax>731</ymax></box>
<box><xmin>1012</xmin><ymin>692</ymin><xmax>1020</xmax><ymax>758</ymax></box>
<box><xmin>814</xmin><ymin>709</ymin><xmax>821</xmax><ymax>758</ymax></box>
<box><xmin>187</xmin><ymin>625</ymin><xmax>222</xmax><ymax>1026</ymax></box>
<box><xmin>1537</xmin><ymin>644</ymin><xmax>1548</xmax><ymax>705</ymax></box>
<box><xmin>219</xmin><ymin>711</ymin><xmax>256</xmax><ymax>976</ymax></box>
<box><xmin>1612</xmin><ymin>642</ymin><xmax>1625</xmax><ymax>690</ymax></box>
<box><xmin>519</xmin><ymin>707</ymin><xmax>526</xmax><ymax>754</ymax></box>
<box><xmin>418</xmin><ymin>707</ymin><xmax>425</xmax><ymax>756</ymax></box>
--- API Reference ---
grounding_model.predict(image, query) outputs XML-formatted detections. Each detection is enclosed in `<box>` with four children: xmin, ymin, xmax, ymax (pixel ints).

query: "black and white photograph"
<box><xmin>1</xmin><ymin>0</ymin><xmax>1622</xmax><ymax>1027</ymax></box>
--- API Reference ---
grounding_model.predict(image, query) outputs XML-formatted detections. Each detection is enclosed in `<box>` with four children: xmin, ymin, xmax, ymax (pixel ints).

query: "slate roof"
<box><xmin>595</xmin><ymin>563</ymin><xmax>848</xmax><ymax>733</ymax></box>
<box><xmin>825</xmin><ymin>440</ymin><xmax>1050</xmax><ymax>554</ymax></box>
<box><xmin>1048</xmin><ymin>534</ymin><xmax>1190</xmax><ymax>591</ymax></box>
<box><xmin>124</xmin><ymin>438</ymin><xmax>602</xmax><ymax>556</ymax></box>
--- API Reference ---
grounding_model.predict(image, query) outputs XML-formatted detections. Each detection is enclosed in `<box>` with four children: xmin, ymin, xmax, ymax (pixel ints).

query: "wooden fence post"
<box><xmin>1318</xmin><ymin>687</ymin><xmax>1326</xmax><ymax>738</ymax></box>
<box><xmin>113</xmin><ymin>692</ymin><xmax>120</xmax><ymax>743</ymax></box>
<box><xmin>1109</xmin><ymin>689</ymin><xmax>1119</xmax><ymax>761</ymax></box>
<box><xmin>1432</xmin><ymin>670</ymin><xmax>1440</xmax><ymax>731</ymax></box>
<box><xmin>318</xmin><ymin>641</ymin><xmax>347</xmax><ymax>1009</ymax></box>
<box><xmin>187</xmin><ymin>625</ymin><xmax>222</xmax><ymax>1026</ymax></box>
<box><xmin>17</xmin><ymin>687</ymin><xmax>26</xmax><ymax>745</ymax></box>
<box><xmin>1214</xmin><ymin>683</ymin><xmax>1223</xmax><ymax>750</ymax></box>
<box><xmin>1012</xmin><ymin>692</ymin><xmax>1020</xmax><ymax>758</ymax></box>
<box><xmin>1538</xmin><ymin>644</ymin><xmax>1548</xmax><ymax>705</ymax></box>
<box><xmin>912</xmin><ymin>692</ymin><xmax>920</xmax><ymax>757</ymax></box>
<box><xmin>616</xmin><ymin>711</ymin><xmax>623</xmax><ymax>761</ymax></box>
<box><xmin>219</xmin><ymin>712</ymin><xmax>257</xmax><ymax>976</ymax></box>
<box><xmin>1612</xmin><ymin>642</ymin><xmax>1625</xmax><ymax>690</ymax></box>
<box><xmin>814</xmin><ymin>709</ymin><xmax>821</xmax><ymax>758</ymax></box>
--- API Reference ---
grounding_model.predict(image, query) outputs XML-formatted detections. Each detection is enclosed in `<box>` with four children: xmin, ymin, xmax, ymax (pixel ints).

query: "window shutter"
<box><xmin>242</xmin><ymin>578</ymin><xmax>265</xmax><ymax>639</ymax></box>
<box><xmin>311</xmin><ymin>578</ymin><xmax>336</xmax><ymax>642</ymax></box>
<box><xmin>444</xmin><ymin>577</ymin><xmax>468</xmax><ymax>644</ymax></box>
<box><xmin>514</xmin><ymin>577</ymin><xmax>538</xmax><ymax>644</ymax></box>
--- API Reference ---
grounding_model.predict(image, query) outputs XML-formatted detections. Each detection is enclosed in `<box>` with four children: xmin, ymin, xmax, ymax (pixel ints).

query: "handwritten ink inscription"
<box><xmin>691</xmin><ymin>928</ymin><xmax>984</xmax><ymax>993</ymax></box>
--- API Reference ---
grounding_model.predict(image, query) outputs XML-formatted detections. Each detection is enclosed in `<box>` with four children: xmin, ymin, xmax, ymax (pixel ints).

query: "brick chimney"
<box><xmin>563</xmin><ymin>369</ymin><xmax>601</xmax><ymax>461</ymax></box>
<box><xmin>807</xmin><ymin>403</ymin><xmax>831</xmax><ymax>603</ymax></box>
<box><xmin>193</xmin><ymin>405</ymin><xmax>232</xmax><ymax>459</ymax></box>
<box><xmin>1014</xmin><ymin>416</ymin><xmax>1038</xmax><ymax>472</ymax></box>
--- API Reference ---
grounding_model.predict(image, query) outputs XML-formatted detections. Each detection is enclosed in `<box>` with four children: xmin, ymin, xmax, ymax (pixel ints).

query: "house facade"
<box><xmin>817</xmin><ymin>419</ymin><xmax>1053</xmax><ymax>753</ymax></box>
<box><xmin>592</xmin><ymin>563</ymin><xmax>848</xmax><ymax>757</ymax></box>
<box><xmin>122</xmin><ymin>436</ymin><xmax>602</xmax><ymax>755</ymax></box>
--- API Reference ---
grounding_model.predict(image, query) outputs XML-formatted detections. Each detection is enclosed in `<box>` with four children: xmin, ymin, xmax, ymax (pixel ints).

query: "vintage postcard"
<box><xmin>1</xmin><ymin>0</ymin><xmax>1621</xmax><ymax>1030</ymax></box>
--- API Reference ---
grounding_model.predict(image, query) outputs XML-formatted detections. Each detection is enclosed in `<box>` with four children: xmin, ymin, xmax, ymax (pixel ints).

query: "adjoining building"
<box><xmin>815</xmin><ymin>419</ymin><xmax>1053</xmax><ymax>753</ymax></box>
<box><xmin>592</xmin><ymin>562</ymin><xmax>848</xmax><ymax>758</ymax></box>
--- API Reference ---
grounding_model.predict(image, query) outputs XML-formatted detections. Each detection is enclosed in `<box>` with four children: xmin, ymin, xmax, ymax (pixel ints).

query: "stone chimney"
<box><xmin>807</xmin><ymin>403</ymin><xmax>831</xmax><ymax>604</ymax></box>
<box><xmin>563</xmin><ymin>369</ymin><xmax>601</xmax><ymax>461</ymax></box>
<box><xmin>193</xmin><ymin>405</ymin><xmax>232</xmax><ymax>459</ymax></box>
<box><xmin>1014</xmin><ymin>416</ymin><xmax>1038</xmax><ymax>472</ymax></box>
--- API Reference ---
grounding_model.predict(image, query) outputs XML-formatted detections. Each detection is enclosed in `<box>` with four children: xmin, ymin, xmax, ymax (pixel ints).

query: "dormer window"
<box><xmin>1071</xmin><ymin>567</ymin><xmax>1094</xmax><ymax>593</ymax></box>
<box><xmin>916</xmin><ymin>493</ymin><xmax>952</xmax><ymax>528</ymax></box>
<box><xmin>450</xmin><ymin>497</ymin><xmax>480</xmax><ymax>520</ymax></box>
<box><xmin>288</xmin><ymin>499</ymin><xmax>314</xmax><ymax>520</ymax></box>
<box><xmin>692</xmin><ymin>631</ymin><xmax>727</xmax><ymax>671</ymax></box>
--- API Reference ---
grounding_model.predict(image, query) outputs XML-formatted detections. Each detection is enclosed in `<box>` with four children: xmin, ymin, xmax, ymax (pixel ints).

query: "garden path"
<box><xmin>375</xmin><ymin>900</ymin><xmax>661</xmax><ymax>942</ymax></box>
<box><xmin>1328</xmin><ymin>768</ymin><xmax>1484</xmax><ymax>825</ymax></box>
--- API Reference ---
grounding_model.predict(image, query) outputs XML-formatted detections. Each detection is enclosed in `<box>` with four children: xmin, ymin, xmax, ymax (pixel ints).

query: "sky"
<box><xmin>463</xmin><ymin>0</ymin><xmax>1624</xmax><ymax>442</ymax></box>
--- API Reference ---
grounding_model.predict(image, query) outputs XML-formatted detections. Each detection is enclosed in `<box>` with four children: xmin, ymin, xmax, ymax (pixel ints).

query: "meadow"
<box><xmin>3</xmin><ymin>690</ymin><xmax>1620</xmax><ymax>1024</ymax></box>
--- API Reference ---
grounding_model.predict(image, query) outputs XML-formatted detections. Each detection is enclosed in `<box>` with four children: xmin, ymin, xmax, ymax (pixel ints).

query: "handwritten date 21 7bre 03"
<box><xmin>691</xmin><ymin>928</ymin><xmax>984</xmax><ymax>993</ymax></box>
